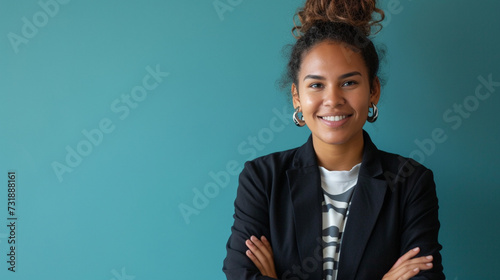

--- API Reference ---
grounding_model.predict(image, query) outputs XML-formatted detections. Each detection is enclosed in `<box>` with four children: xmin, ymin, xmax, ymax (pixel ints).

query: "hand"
<box><xmin>382</xmin><ymin>247</ymin><xmax>434</xmax><ymax>280</ymax></box>
<box><xmin>245</xmin><ymin>235</ymin><xmax>278</xmax><ymax>279</ymax></box>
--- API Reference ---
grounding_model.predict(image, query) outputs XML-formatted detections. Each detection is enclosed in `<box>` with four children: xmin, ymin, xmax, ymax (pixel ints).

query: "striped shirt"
<box><xmin>319</xmin><ymin>163</ymin><xmax>360</xmax><ymax>280</ymax></box>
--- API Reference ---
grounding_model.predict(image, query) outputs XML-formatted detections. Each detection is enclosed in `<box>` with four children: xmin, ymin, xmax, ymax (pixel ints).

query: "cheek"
<box><xmin>356</xmin><ymin>99</ymin><xmax>371</xmax><ymax>116</ymax></box>
<box><xmin>300</xmin><ymin>95</ymin><xmax>320</xmax><ymax>114</ymax></box>
<box><xmin>349</xmin><ymin>89</ymin><xmax>372</xmax><ymax>108</ymax></box>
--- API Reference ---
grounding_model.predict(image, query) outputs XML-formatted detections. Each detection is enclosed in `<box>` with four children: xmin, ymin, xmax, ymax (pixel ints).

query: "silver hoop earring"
<box><xmin>367</xmin><ymin>103</ymin><xmax>378</xmax><ymax>123</ymax></box>
<box><xmin>293</xmin><ymin>107</ymin><xmax>306</xmax><ymax>127</ymax></box>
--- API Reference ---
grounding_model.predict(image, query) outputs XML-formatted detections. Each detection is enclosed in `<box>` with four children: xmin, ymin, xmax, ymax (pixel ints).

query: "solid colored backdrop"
<box><xmin>0</xmin><ymin>0</ymin><xmax>499</xmax><ymax>279</ymax></box>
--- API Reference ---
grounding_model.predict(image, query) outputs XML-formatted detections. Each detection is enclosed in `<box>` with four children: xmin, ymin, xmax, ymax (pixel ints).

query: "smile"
<box><xmin>320</xmin><ymin>115</ymin><xmax>347</xmax><ymax>121</ymax></box>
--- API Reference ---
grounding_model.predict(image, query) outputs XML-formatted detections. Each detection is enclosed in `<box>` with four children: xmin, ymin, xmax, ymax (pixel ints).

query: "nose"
<box><xmin>323</xmin><ymin>86</ymin><xmax>345</xmax><ymax>107</ymax></box>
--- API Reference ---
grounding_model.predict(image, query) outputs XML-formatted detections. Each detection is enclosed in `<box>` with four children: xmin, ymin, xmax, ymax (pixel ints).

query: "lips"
<box><xmin>318</xmin><ymin>114</ymin><xmax>352</xmax><ymax>128</ymax></box>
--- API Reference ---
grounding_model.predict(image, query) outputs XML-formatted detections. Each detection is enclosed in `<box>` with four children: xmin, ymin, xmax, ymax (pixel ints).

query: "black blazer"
<box><xmin>223</xmin><ymin>131</ymin><xmax>444</xmax><ymax>280</ymax></box>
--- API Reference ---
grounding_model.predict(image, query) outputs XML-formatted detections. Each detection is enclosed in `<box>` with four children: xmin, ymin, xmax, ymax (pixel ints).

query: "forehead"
<box><xmin>299</xmin><ymin>41</ymin><xmax>367</xmax><ymax>77</ymax></box>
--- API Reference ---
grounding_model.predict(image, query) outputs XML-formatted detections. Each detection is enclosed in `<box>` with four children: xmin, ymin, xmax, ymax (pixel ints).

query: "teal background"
<box><xmin>0</xmin><ymin>0</ymin><xmax>498</xmax><ymax>279</ymax></box>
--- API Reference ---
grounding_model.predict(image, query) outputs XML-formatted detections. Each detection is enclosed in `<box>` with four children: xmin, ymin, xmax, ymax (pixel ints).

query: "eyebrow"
<box><xmin>303</xmin><ymin>71</ymin><xmax>362</xmax><ymax>81</ymax></box>
<box><xmin>339</xmin><ymin>71</ymin><xmax>362</xmax><ymax>79</ymax></box>
<box><xmin>303</xmin><ymin>74</ymin><xmax>325</xmax><ymax>81</ymax></box>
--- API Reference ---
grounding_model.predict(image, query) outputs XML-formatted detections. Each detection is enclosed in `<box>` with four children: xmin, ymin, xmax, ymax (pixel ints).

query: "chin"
<box><xmin>317</xmin><ymin>135</ymin><xmax>350</xmax><ymax>146</ymax></box>
<box><xmin>314</xmin><ymin>129</ymin><xmax>363</xmax><ymax>146</ymax></box>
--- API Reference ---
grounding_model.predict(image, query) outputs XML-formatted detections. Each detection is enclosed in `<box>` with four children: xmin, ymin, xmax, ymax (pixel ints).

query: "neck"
<box><xmin>312</xmin><ymin>132</ymin><xmax>364</xmax><ymax>171</ymax></box>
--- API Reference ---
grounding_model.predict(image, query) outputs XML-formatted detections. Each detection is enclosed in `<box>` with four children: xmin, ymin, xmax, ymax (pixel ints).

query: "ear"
<box><xmin>370</xmin><ymin>77</ymin><xmax>381</xmax><ymax>105</ymax></box>
<box><xmin>291</xmin><ymin>83</ymin><xmax>301</xmax><ymax>109</ymax></box>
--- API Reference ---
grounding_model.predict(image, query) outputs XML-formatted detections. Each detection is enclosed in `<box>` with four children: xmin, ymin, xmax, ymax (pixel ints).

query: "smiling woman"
<box><xmin>291</xmin><ymin>41</ymin><xmax>380</xmax><ymax>171</ymax></box>
<box><xmin>223</xmin><ymin>0</ymin><xmax>444</xmax><ymax>279</ymax></box>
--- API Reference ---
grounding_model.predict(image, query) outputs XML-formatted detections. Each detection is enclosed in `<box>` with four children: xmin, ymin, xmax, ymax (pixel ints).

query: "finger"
<box><xmin>399</xmin><ymin>261</ymin><xmax>433</xmax><ymax>279</ymax></box>
<box><xmin>246</xmin><ymin>238</ymin><xmax>272</xmax><ymax>268</ymax></box>
<box><xmin>399</xmin><ymin>255</ymin><xmax>434</xmax><ymax>268</ymax></box>
<box><xmin>249</xmin><ymin>236</ymin><xmax>276</xmax><ymax>274</ymax></box>
<box><xmin>245</xmin><ymin>238</ymin><xmax>262</xmax><ymax>257</ymax></box>
<box><xmin>246</xmin><ymin>249</ymin><xmax>267</xmax><ymax>274</ymax></box>
<box><xmin>246</xmin><ymin>239</ymin><xmax>269</xmax><ymax>275</ymax></box>
<box><xmin>387</xmin><ymin>256</ymin><xmax>434</xmax><ymax>280</ymax></box>
<box><xmin>261</xmin><ymin>236</ymin><xmax>273</xmax><ymax>256</ymax></box>
<box><xmin>400</xmin><ymin>267</ymin><xmax>421</xmax><ymax>280</ymax></box>
<box><xmin>391</xmin><ymin>247</ymin><xmax>420</xmax><ymax>269</ymax></box>
<box><xmin>384</xmin><ymin>253</ymin><xmax>433</xmax><ymax>279</ymax></box>
<box><xmin>251</xmin><ymin>236</ymin><xmax>273</xmax><ymax>260</ymax></box>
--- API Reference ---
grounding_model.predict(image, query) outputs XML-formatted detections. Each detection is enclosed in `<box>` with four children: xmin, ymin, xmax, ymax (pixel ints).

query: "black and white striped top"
<box><xmin>319</xmin><ymin>163</ymin><xmax>360</xmax><ymax>280</ymax></box>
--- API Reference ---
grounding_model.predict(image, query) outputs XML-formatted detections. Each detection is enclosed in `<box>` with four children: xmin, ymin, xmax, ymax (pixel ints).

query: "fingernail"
<box><xmin>413</xmin><ymin>268</ymin><xmax>419</xmax><ymax>272</ymax></box>
<box><xmin>413</xmin><ymin>247</ymin><xmax>420</xmax><ymax>251</ymax></box>
<box><xmin>262</xmin><ymin>236</ymin><xmax>267</xmax><ymax>240</ymax></box>
<box><xmin>426</xmin><ymin>263</ymin><xmax>433</xmax><ymax>267</ymax></box>
<box><xmin>426</xmin><ymin>255</ymin><xmax>433</xmax><ymax>260</ymax></box>
<box><xmin>251</xmin><ymin>236</ymin><xmax>257</xmax><ymax>241</ymax></box>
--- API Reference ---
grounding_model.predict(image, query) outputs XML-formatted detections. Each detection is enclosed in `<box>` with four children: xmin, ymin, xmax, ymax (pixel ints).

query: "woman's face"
<box><xmin>292</xmin><ymin>40</ymin><xmax>380</xmax><ymax>148</ymax></box>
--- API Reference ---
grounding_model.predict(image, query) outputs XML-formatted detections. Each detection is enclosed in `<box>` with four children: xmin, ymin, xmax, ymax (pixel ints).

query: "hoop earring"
<box><xmin>293</xmin><ymin>107</ymin><xmax>306</xmax><ymax>127</ymax></box>
<box><xmin>367</xmin><ymin>103</ymin><xmax>378</xmax><ymax>123</ymax></box>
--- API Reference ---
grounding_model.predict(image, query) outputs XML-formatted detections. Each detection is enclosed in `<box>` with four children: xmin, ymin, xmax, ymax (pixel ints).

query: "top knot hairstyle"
<box><xmin>292</xmin><ymin>0</ymin><xmax>384</xmax><ymax>38</ymax></box>
<box><xmin>285</xmin><ymin>0</ymin><xmax>385</xmax><ymax>90</ymax></box>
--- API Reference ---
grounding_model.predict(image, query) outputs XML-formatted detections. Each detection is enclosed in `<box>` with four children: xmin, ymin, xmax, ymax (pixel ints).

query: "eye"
<box><xmin>308</xmin><ymin>83</ymin><xmax>324</xmax><ymax>89</ymax></box>
<box><xmin>342</xmin><ymin>80</ymin><xmax>358</xmax><ymax>87</ymax></box>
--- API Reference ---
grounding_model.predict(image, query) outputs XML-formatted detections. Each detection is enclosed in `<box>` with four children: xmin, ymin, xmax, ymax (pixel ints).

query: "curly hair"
<box><xmin>292</xmin><ymin>0</ymin><xmax>384</xmax><ymax>38</ymax></box>
<box><xmin>284</xmin><ymin>0</ymin><xmax>385</xmax><ymax>91</ymax></box>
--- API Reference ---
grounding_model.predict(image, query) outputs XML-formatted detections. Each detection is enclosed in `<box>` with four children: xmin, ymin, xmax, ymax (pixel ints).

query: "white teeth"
<box><xmin>322</xmin><ymin>115</ymin><xmax>347</xmax><ymax>121</ymax></box>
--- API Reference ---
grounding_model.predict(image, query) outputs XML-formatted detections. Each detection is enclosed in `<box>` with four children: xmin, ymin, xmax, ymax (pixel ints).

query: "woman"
<box><xmin>223</xmin><ymin>0</ymin><xmax>444</xmax><ymax>279</ymax></box>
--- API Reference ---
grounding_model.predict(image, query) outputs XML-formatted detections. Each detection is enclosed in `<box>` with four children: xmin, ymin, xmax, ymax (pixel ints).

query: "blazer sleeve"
<box><xmin>400</xmin><ymin>168</ymin><xmax>445</xmax><ymax>279</ymax></box>
<box><xmin>223</xmin><ymin>161</ymin><xmax>276</xmax><ymax>280</ymax></box>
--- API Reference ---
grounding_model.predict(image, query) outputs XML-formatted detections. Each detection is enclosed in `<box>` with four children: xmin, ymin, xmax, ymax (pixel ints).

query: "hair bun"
<box><xmin>292</xmin><ymin>0</ymin><xmax>385</xmax><ymax>38</ymax></box>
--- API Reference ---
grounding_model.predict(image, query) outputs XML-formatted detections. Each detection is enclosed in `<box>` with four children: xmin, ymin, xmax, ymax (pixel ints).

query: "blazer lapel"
<box><xmin>286</xmin><ymin>136</ymin><xmax>323</xmax><ymax>279</ymax></box>
<box><xmin>337</xmin><ymin>132</ymin><xmax>388</xmax><ymax>280</ymax></box>
<box><xmin>285</xmin><ymin>132</ymin><xmax>388</xmax><ymax>280</ymax></box>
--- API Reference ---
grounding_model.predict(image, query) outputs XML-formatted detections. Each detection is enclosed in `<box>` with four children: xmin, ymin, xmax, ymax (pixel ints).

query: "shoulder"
<box><xmin>243</xmin><ymin>145</ymin><xmax>301</xmax><ymax>174</ymax></box>
<box><xmin>376</xmin><ymin>149</ymin><xmax>435</xmax><ymax>192</ymax></box>
<box><xmin>362</xmin><ymin>131</ymin><xmax>434</xmax><ymax>185</ymax></box>
<box><xmin>245</xmin><ymin>135</ymin><xmax>316</xmax><ymax>173</ymax></box>
<box><xmin>235</xmin><ymin>146</ymin><xmax>304</xmax><ymax>198</ymax></box>
<box><xmin>378</xmin><ymin>149</ymin><xmax>431</xmax><ymax>173</ymax></box>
